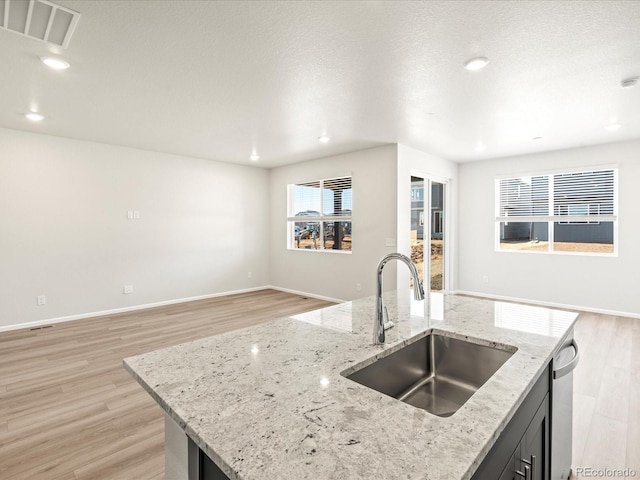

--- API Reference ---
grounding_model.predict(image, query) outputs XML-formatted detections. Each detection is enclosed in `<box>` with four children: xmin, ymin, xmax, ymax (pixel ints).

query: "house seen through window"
<box><xmin>287</xmin><ymin>177</ymin><xmax>352</xmax><ymax>252</ymax></box>
<box><xmin>496</xmin><ymin>168</ymin><xmax>617</xmax><ymax>254</ymax></box>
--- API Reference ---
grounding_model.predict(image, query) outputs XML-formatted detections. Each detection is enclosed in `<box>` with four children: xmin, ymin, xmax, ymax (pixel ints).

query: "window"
<box><xmin>287</xmin><ymin>176</ymin><xmax>352</xmax><ymax>252</ymax></box>
<box><xmin>496</xmin><ymin>168</ymin><xmax>617</xmax><ymax>254</ymax></box>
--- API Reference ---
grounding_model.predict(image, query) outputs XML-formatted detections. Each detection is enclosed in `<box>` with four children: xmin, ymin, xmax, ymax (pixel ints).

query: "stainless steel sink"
<box><xmin>343</xmin><ymin>333</ymin><xmax>516</xmax><ymax>417</ymax></box>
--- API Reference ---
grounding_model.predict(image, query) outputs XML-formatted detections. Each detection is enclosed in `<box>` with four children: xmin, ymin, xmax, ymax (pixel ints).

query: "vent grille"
<box><xmin>0</xmin><ymin>0</ymin><xmax>80</xmax><ymax>48</ymax></box>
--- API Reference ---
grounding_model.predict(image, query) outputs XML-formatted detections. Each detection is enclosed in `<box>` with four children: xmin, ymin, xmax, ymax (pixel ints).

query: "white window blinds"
<box><xmin>289</xmin><ymin>177</ymin><xmax>352</xmax><ymax>220</ymax></box>
<box><xmin>497</xmin><ymin>168</ymin><xmax>617</xmax><ymax>223</ymax></box>
<box><xmin>498</xmin><ymin>176</ymin><xmax>549</xmax><ymax>218</ymax></box>
<box><xmin>553</xmin><ymin>170</ymin><xmax>615</xmax><ymax>220</ymax></box>
<box><xmin>322</xmin><ymin>177</ymin><xmax>352</xmax><ymax>216</ymax></box>
<box><xmin>290</xmin><ymin>181</ymin><xmax>322</xmax><ymax>219</ymax></box>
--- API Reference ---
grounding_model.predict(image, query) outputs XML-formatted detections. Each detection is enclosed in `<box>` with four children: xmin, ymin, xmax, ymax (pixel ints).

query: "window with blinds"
<box><xmin>496</xmin><ymin>168</ymin><xmax>617</xmax><ymax>254</ymax></box>
<box><xmin>287</xmin><ymin>176</ymin><xmax>352</xmax><ymax>252</ymax></box>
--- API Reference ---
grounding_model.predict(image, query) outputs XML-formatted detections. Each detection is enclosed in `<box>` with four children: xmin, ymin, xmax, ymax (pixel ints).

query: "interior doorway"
<box><xmin>410</xmin><ymin>175</ymin><xmax>446</xmax><ymax>292</ymax></box>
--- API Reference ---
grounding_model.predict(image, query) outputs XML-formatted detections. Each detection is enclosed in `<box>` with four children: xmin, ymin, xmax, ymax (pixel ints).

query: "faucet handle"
<box><xmin>383</xmin><ymin>305</ymin><xmax>394</xmax><ymax>330</ymax></box>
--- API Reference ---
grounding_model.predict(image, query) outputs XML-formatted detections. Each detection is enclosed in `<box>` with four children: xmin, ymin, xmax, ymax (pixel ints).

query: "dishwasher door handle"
<box><xmin>553</xmin><ymin>339</ymin><xmax>580</xmax><ymax>379</ymax></box>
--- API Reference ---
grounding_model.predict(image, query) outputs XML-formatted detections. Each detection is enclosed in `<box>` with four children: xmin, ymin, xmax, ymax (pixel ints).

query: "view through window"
<box><xmin>496</xmin><ymin>168</ymin><xmax>617</xmax><ymax>254</ymax></box>
<box><xmin>287</xmin><ymin>177</ymin><xmax>352</xmax><ymax>252</ymax></box>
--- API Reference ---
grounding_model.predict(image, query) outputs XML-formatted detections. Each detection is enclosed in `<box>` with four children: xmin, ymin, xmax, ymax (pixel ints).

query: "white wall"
<box><xmin>268</xmin><ymin>145</ymin><xmax>399</xmax><ymax>301</ymax></box>
<box><xmin>397</xmin><ymin>144</ymin><xmax>459</xmax><ymax>292</ymax></box>
<box><xmin>458</xmin><ymin>139</ymin><xmax>640</xmax><ymax>317</ymax></box>
<box><xmin>8</xmin><ymin>125</ymin><xmax>633</xmax><ymax>329</ymax></box>
<box><xmin>0</xmin><ymin>128</ymin><xmax>269</xmax><ymax>329</ymax></box>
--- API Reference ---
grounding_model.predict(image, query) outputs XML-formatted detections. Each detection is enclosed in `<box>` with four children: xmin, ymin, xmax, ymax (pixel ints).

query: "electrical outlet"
<box><xmin>482</xmin><ymin>275</ymin><xmax>489</xmax><ymax>283</ymax></box>
<box><xmin>123</xmin><ymin>285</ymin><xmax>133</xmax><ymax>294</ymax></box>
<box><xmin>37</xmin><ymin>295</ymin><xmax>46</xmax><ymax>305</ymax></box>
<box><xmin>127</xmin><ymin>210</ymin><xmax>134</xmax><ymax>220</ymax></box>
<box><xmin>356</xmin><ymin>283</ymin><xmax>362</xmax><ymax>291</ymax></box>
<box><xmin>247</xmin><ymin>271</ymin><xmax>252</xmax><ymax>279</ymax></box>
<box><xmin>133</xmin><ymin>210</ymin><xmax>140</xmax><ymax>219</ymax></box>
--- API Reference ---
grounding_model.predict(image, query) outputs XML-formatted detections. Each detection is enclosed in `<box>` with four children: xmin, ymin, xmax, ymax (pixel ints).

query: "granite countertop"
<box><xmin>124</xmin><ymin>291</ymin><xmax>578</xmax><ymax>480</ymax></box>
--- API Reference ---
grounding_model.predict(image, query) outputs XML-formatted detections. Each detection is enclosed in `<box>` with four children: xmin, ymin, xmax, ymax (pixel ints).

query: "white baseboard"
<box><xmin>453</xmin><ymin>290</ymin><xmax>640</xmax><ymax>319</ymax></box>
<box><xmin>0</xmin><ymin>286</ymin><xmax>270</xmax><ymax>333</ymax></box>
<box><xmin>266</xmin><ymin>285</ymin><xmax>345</xmax><ymax>304</ymax></box>
<box><xmin>15</xmin><ymin>287</ymin><xmax>626</xmax><ymax>334</ymax></box>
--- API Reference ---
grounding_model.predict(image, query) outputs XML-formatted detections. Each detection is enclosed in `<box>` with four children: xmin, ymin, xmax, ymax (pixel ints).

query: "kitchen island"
<box><xmin>124</xmin><ymin>291</ymin><xmax>578</xmax><ymax>480</ymax></box>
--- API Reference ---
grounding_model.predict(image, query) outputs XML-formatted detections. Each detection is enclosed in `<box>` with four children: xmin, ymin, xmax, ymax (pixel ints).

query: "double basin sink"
<box><xmin>343</xmin><ymin>332</ymin><xmax>516</xmax><ymax>417</ymax></box>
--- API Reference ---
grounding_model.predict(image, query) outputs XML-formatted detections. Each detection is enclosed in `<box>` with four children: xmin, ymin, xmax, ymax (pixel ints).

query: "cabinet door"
<box><xmin>498</xmin><ymin>448</ymin><xmax>518</xmax><ymax>480</ymax></box>
<box><xmin>519</xmin><ymin>393</ymin><xmax>550</xmax><ymax>480</ymax></box>
<box><xmin>470</xmin><ymin>366</ymin><xmax>550</xmax><ymax>480</ymax></box>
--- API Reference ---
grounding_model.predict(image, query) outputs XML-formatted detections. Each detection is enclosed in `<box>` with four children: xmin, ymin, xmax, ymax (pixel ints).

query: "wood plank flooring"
<box><xmin>1</xmin><ymin>293</ymin><xmax>638</xmax><ymax>479</ymax></box>
<box><xmin>571</xmin><ymin>312</ymin><xmax>640</xmax><ymax>479</ymax></box>
<box><xmin>0</xmin><ymin>290</ymin><xmax>332</xmax><ymax>480</ymax></box>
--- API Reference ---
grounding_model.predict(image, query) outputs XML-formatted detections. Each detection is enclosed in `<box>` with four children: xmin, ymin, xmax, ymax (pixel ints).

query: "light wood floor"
<box><xmin>1</xmin><ymin>294</ymin><xmax>638</xmax><ymax>479</ymax></box>
<box><xmin>0</xmin><ymin>290</ymin><xmax>332</xmax><ymax>480</ymax></box>
<box><xmin>571</xmin><ymin>312</ymin><xmax>640</xmax><ymax>478</ymax></box>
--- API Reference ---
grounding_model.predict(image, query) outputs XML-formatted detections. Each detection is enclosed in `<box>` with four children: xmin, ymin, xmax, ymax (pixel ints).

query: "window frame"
<box><xmin>494</xmin><ymin>166</ymin><xmax>618</xmax><ymax>256</ymax></box>
<box><xmin>287</xmin><ymin>176</ymin><xmax>352</xmax><ymax>254</ymax></box>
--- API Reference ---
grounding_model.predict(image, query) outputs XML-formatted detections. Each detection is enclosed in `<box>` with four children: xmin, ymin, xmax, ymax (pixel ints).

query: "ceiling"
<box><xmin>1</xmin><ymin>0</ymin><xmax>639</xmax><ymax>168</ymax></box>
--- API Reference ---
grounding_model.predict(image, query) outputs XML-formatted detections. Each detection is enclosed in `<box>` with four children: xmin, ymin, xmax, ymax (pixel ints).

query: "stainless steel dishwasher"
<box><xmin>551</xmin><ymin>329</ymin><xmax>580</xmax><ymax>480</ymax></box>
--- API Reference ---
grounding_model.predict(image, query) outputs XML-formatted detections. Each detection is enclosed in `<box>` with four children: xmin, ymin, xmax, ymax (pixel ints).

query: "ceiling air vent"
<box><xmin>0</xmin><ymin>0</ymin><xmax>80</xmax><ymax>48</ymax></box>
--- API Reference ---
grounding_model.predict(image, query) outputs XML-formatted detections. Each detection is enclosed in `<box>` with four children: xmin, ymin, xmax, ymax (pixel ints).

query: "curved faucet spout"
<box><xmin>374</xmin><ymin>253</ymin><xmax>425</xmax><ymax>345</ymax></box>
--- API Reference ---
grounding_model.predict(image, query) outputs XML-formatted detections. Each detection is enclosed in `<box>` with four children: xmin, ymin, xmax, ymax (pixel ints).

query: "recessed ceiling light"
<box><xmin>318</xmin><ymin>135</ymin><xmax>330</xmax><ymax>144</ymax></box>
<box><xmin>464</xmin><ymin>57</ymin><xmax>489</xmax><ymax>71</ymax></box>
<box><xmin>40</xmin><ymin>56</ymin><xmax>70</xmax><ymax>70</ymax></box>
<box><xmin>621</xmin><ymin>77</ymin><xmax>638</xmax><ymax>88</ymax></box>
<box><xmin>25</xmin><ymin>112</ymin><xmax>44</xmax><ymax>122</ymax></box>
<box><xmin>605</xmin><ymin>123</ymin><xmax>621</xmax><ymax>131</ymax></box>
<box><xmin>532</xmin><ymin>136</ymin><xmax>543</xmax><ymax>140</ymax></box>
<box><xmin>250</xmin><ymin>152</ymin><xmax>260</xmax><ymax>161</ymax></box>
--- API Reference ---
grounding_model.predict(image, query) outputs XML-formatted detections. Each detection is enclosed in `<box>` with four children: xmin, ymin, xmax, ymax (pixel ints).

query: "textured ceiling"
<box><xmin>1</xmin><ymin>0</ymin><xmax>639</xmax><ymax>168</ymax></box>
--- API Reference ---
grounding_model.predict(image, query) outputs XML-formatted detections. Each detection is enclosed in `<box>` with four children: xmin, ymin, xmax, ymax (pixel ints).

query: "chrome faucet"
<box><xmin>374</xmin><ymin>253</ymin><xmax>425</xmax><ymax>345</ymax></box>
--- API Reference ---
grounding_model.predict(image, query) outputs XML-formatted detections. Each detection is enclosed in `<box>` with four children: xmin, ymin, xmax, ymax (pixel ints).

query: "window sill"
<box><xmin>287</xmin><ymin>248</ymin><xmax>352</xmax><ymax>255</ymax></box>
<box><xmin>495</xmin><ymin>248</ymin><xmax>617</xmax><ymax>258</ymax></box>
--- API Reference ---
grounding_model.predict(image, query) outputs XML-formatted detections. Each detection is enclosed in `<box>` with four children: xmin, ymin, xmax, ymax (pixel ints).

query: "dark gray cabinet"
<box><xmin>498</xmin><ymin>449</ymin><xmax>518</xmax><ymax>480</ymax></box>
<box><xmin>188</xmin><ymin>438</ymin><xmax>230</xmax><ymax>480</ymax></box>
<box><xmin>472</xmin><ymin>364</ymin><xmax>551</xmax><ymax>480</ymax></box>
<box><xmin>519</xmin><ymin>394</ymin><xmax>549</xmax><ymax>480</ymax></box>
<box><xmin>502</xmin><ymin>393</ymin><xmax>549</xmax><ymax>480</ymax></box>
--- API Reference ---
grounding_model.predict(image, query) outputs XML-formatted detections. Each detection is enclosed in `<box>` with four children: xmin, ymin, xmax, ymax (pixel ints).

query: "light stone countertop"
<box><xmin>124</xmin><ymin>291</ymin><xmax>578</xmax><ymax>480</ymax></box>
